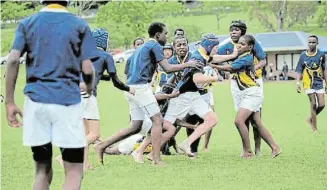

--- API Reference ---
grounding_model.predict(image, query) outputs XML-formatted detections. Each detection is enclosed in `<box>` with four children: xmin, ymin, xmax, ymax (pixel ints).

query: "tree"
<box><xmin>316</xmin><ymin>2</ymin><xmax>327</xmax><ymax>28</ymax></box>
<box><xmin>1</xmin><ymin>2</ymin><xmax>41</xmax><ymax>23</ymax></box>
<box><xmin>71</xmin><ymin>1</ymin><xmax>97</xmax><ymax>16</ymax></box>
<box><xmin>96</xmin><ymin>1</ymin><xmax>156</xmax><ymax>48</ymax></box>
<box><xmin>248</xmin><ymin>1</ymin><xmax>318</xmax><ymax>32</ymax></box>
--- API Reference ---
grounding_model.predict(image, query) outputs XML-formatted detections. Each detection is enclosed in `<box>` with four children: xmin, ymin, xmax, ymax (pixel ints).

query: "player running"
<box><xmin>295</xmin><ymin>35</ymin><xmax>327</xmax><ymax>132</ymax></box>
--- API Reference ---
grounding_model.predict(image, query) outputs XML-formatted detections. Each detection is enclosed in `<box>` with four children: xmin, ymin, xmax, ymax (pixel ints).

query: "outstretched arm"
<box><xmin>109</xmin><ymin>73</ymin><xmax>131</xmax><ymax>92</ymax></box>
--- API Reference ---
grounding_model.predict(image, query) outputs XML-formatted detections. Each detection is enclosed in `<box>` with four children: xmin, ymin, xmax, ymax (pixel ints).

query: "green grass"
<box><xmin>1</xmin><ymin>64</ymin><xmax>327</xmax><ymax>190</ymax></box>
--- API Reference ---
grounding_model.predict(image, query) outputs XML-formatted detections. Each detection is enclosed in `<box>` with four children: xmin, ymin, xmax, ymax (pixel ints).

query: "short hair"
<box><xmin>133</xmin><ymin>37</ymin><xmax>144</xmax><ymax>46</ymax></box>
<box><xmin>308</xmin><ymin>35</ymin><xmax>319</xmax><ymax>42</ymax></box>
<box><xmin>174</xmin><ymin>28</ymin><xmax>184</xmax><ymax>36</ymax></box>
<box><xmin>148</xmin><ymin>22</ymin><xmax>166</xmax><ymax>37</ymax></box>
<box><xmin>42</xmin><ymin>1</ymin><xmax>68</xmax><ymax>6</ymax></box>
<box><xmin>172</xmin><ymin>36</ymin><xmax>188</xmax><ymax>46</ymax></box>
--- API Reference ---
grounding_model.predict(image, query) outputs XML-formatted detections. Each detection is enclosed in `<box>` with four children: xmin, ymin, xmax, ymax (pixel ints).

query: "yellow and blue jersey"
<box><xmin>217</xmin><ymin>39</ymin><xmax>266</xmax><ymax>79</ymax></box>
<box><xmin>231</xmin><ymin>53</ymin><xmax>258</xmax><ymax>90</ymax></box>
<box><xmin>167</xmin><ymin>52</ymin><xmax>193</xmax><ymax>85</ymax></box>
<box><xmin>295</xmin><ymin>50</ymin><xmax>326</xmax><ymax>90</ymax></box>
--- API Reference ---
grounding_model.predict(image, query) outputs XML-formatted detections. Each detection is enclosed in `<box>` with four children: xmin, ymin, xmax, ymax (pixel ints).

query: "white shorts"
<box><xmin>81</xmin><ymin>95</ymin><xmax>99</xmax><ymax>120</ymax></box>
<box><xmin>239</xmin><ymin>87</ymin><xmax>263</xmax><ymax>112</ymax></box>
<box><xmin>200</xmin><ymin>88</ymin><xmax>214</xmax><ymax>106</ymax></box>
<box><xmin>305</xmin><ymin>89</ymin><xmax>325</xmax><ymax>94</ymax></box>
<box><xmin>231</xmin><ymin>79</ymin><xmax>242</xmax><ymax>111</ymax></box>
<box><xmin>255</xmin><ymin>78</ymin><xmax>264</xmax><ymax>98</ymax></box>
<box><xmin>124</xmin><ymin>84</ymin><xmax>160</xmax><ymax>120</ymax></box>
<box><xmin>164</xmin><ymin>92</ymin><xmax>212</xmax><ymax>123</ymax></box>
<box><xmin>118</xmin><ymin>134</ymin><xmax>144</xmax><ymax>155</ymax></box>
<box><xmin>23</xmin><ymin>96</ymin><xmax>87</xmax><ymax>148</ymax></box>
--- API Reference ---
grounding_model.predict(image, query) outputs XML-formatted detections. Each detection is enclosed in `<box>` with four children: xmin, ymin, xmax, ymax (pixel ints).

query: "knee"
<box><xmin>234</xmin><ymin>118</ymin><xmax>244</xmax><ymax>128</ymax></box>
<box><xmin>203</xmin><ymin>112</ymin><xmax>218</xmax><ymax>127</ymax></box>
<box><xmin>131</xmin><ymin>120</ymin><xmax>143</xmax><ymax>134</ymax></box>
<box><xmin>151</xmin><ymin>114</ymin><xmax>163</xmax><ymax>126</ymax></box>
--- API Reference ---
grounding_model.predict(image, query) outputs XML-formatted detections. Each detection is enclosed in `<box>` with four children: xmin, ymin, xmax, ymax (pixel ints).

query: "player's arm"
<box><xmin>5</xmin><ymin>22</ymin><xmax>26</xmax><ymax>106</ymax></box>
<box><xmin>81</xmin><ymin>60</ymin><xmax>95</xmax><ymax>95</ymax></box>
<box><xmin>210</xmin><ymin>64</ymin><xmax>233</xmax><ymax>72</ymax></box>
<box><xmin>106</xmin><ymin>55</ymin><xmax>133</xmax><ymax>94</ymax></box>
<box><xmin>193</xmin><ymin>70</ymin><xmax>219</xmax><ymax>84</ymax></box>
<box><xmin>175</xmin><ymin>119</ymin><xmax>197</xmax><ymax>130</ymax></box>
<box><xmin>5</xmin><ymin>21</ymin><xmax>26</xmax><ymax>127</ymax></box>
<box><xmin>155</xmin><ymin>90</ymin><xmax>179</xmax><ymax>101</ymax></box>
<box><xmin>209</xmin><ymin>46</ymin><xmax>238</xmax><ymax>64</ymax></box>
<box><xmin>295</xmin><ymin>54</ymin><xmax>305</xmax><ymax>92</ymax></box>
<box><xmin>322</xmin><ymin>54</ymin><xmax>327</xmax><ymax>92</ymax></box>
<box><xmin>254</xmin><ymin>41</ymin><xmax>267</xmax><ymax>70</ymax></box>
<box><xmin>159</xmin><ymin>59</ymin><xmax>201</xmax><ymax>73</ymax></box>
<box><xmin>5</xmin><ymin>50</ymin><xmax>21</xmax><ymax>105</ymax></box>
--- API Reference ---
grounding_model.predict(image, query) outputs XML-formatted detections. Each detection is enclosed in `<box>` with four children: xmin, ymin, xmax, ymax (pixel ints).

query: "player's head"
<box><xmin>200</xmin><ymin>33</ymin><xmax>219</xmax><ymax>55</ymax></box>
<box><xmin>308</xmin><ymin>35</ymin><xmax>319</xmax><ymax>51</ymax></box>
<box><xmin>236</xmin><ymin>34</ymin><xmax>255</xmax><ymax>55</ymax></box>
<box><xmin>148</xmin><ymin>22</ymin><xmax>167</xmax><ymax>46</ymax></box>
<box><xmin>163</xmin><ymin>43</ymin><xmax>173</xmax><ymax>59</ymax></box>
<box><xmin>174</xmin><ymin>28</ymin><xmax>185</xmax><ymax>38</ymax></box>
<box><xmin>229</xmin><ymin>20</ymin><xmax>247</xmax><ymax>43</ymax></box>
<box><xmin>173</xmin><ymin>36</ymin><xmax>188</xmax><ymax>57</ymax></box>
<box><xmin>40</xmin><ymin>0</ymin><xmax>69</xmax><ymax>6</ymax></box>
<box><xmin>92</xmin><ymin>28</ymin><xmax>109</xmax><ymax>51</ymax></box>
<box><xmin>133</xmin><ymin>37</ymin><xmax>144</xmax><ymax>49</ymax></box>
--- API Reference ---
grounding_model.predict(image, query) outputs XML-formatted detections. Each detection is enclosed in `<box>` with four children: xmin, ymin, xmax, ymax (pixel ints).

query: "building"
<box><xmin>189</xmin><ymin>31</ymin><xmax>327</xmax><ymax>80</ymax></box>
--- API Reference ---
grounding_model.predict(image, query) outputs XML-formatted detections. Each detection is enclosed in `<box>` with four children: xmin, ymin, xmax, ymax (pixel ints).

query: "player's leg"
<box><xmin>31</xmin><ymin>144</ymin><xmax>53</xmax><ymax>190</ymax></box>
<box><xmin>306</xmin><ymin>92</ymin><xmax>317</xmax><ymax>132</ymax></box>
<box><xmin>252</xmin><ymin>111</ymin><xmax>281</xmax><ymax>158</ymax></box>
<box><xmin>315</xmin><ymin>92</ymin><xmax>325</xmax><ymax>115</ymax></box>
<box><xmin>51</xmin><ymin>103</ymin><xmax>86</xmax><ymax>189</ymax></box>
<box><xmin>22</xmin><ymin>96</ymin><xmax>53</xmax><ymax>190</ymax></box>
<box><xmin>249</xmin><ymin>111</ymin><xmax>262</xmax><ymax>156</ymax></box>
<box><xmin>132</xmin><ymin>135</ymin><xmax>151</xmax><ymax>163</ymax></box>
<box><xmin>234</xmin><ymin>108</ymin><xmax>253</xmax><ymax>157</ymax></box>
<box><xmin>104</xmin><ymin>146</ymin><xmax>121</xmax><ymax>155</ymax></box>
<box><xmin>203</xmin><ymin>103</ymin><xmax>214</xmax><ymax>152</ymax></box>
<box><xmin>179</xmin><ymin>96</ymin><xmax>218</xmax><ymax>157</ymax></box>
<box><xmin>185</xmin><ymin>114</ymin><xmax>202</xmax><ymax>155</ymax></box>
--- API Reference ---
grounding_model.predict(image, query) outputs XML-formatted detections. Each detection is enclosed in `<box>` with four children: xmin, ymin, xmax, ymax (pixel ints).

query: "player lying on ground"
<box><xmin>295</xmin><ymin>35</ymin><xmax>327</xmax><ymax>132</ymax></box>
<box><xmin>211</xmin><ymin>35</ymin><xmax>281</xmax><ymax>158</ymax></box>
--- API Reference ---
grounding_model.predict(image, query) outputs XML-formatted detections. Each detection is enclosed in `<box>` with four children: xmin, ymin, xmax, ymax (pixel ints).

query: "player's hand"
<box><xmin>296</xmin><ymin>83</ymin><xmax>302</xmax><ymax>93</ymax></box>
<box><xmin>232</xmin><ymin>46</ymin><xmax>238</xmax><ymax>58</ymax></box>
<box><xmin>170</xmin><ymin>90</ymin><xmax>180</xmax><ymax>98</ymax></box>
<box><xmin>6</xmin><ymin>103</ymin><xmax>23</xmax><ymax>128</ymax></box>
<box><xmin>129</xmin><ymin>87</ymin><xmax>135</xmax><ymax>95</ymax></box>
<box><xmin>186</xmin><ymin>60</ymin><xmax>203</xmax><ymax>71</ymax></box>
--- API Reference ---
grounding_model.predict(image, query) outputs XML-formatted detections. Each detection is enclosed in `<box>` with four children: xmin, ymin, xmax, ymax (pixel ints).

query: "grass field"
<box><xmin>1</xmin><ymin>64</ymin><xmax>327</xmax><ymax>190</ymax></box>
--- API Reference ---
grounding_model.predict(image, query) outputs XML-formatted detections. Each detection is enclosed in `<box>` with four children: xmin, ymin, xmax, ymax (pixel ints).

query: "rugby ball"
<box><xmin>196</xmin><ymin>66</ymin><xmax>217</xmax><ymax>89</ymax></box>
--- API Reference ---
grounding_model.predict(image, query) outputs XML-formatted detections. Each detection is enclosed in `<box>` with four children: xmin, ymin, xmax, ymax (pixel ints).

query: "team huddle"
<box><xmin>4</xmin><ymin>1</ymin><xmax>327</xmax><ymax>190</ymax></box>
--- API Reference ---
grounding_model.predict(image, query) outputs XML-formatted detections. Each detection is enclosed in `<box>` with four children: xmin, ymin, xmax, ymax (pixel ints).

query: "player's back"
<box><xmin>18</xmin><ymin>7</ymin><xmax>96</xmax><ymax>106</ymax></box>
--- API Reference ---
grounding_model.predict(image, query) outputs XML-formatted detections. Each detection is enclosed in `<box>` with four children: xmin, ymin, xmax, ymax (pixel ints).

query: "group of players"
<box><xmin>4</xmin><ymin>0</ymin><xmax>326</xmax><ymax>189</ymax></box>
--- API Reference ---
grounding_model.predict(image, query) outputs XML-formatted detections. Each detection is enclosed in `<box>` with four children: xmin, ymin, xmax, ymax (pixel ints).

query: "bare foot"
<box><xmin>190</xmin><ymin>152</ymin><xmax>198</xmax><ymax>160</ymax></box>
<box><xmin>94</xmin><ymin>144</ymin><xmax>104</xmax><ymax>165</ymax></box>
<box><xmin>146</xmin><ymin>153</ymin><xmax>153</xmax><ymax>161</ymax></box>
<box><xmin>240</xmin><ymin>151</ymin><xmax>254</xmax><ymax>158</ymax></box>
<box><xmin>131</xmin><ymin>151</ymin><xmax>144</xmax><ymax>164</ymax></box>
<box><xmin>203</xmin><ymin>148</ymin><xmax>208</xmax><ymax>152</ymax></box>
<box><xmin>152</xmin><ymin>160</ymin><xmax>166</xmax><ymax>166</ymax></box>
<box><xmin>271</xmin><ymin>148</ymin><xmax>282</xmax><ymax>159</ymax></box>
<box><xmin>178</xmin><ymin>142</ymin><xmax>194</xmax><ymax>157</ymax></box>
<box><xmin>55</xmin><ymin>155</ymin><xmax>64</xmax><ymax>167</ymax></box>
<box><xmin>306</xmin><ymin>118</ymin><xmax>317</xmax><ymax>132</ymax></box>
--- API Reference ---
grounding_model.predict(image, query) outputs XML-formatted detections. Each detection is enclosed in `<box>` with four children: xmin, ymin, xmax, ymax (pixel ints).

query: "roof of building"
<box><xmin>188</xmin><ymin>31</ymin><xmax>327</xmax><ymax>53</ymax></box>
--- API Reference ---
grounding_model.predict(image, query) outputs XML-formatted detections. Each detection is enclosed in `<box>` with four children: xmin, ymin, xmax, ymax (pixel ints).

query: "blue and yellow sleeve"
<box><xmin>295</xmin><ymin>54</ymin><xmax>305</xmax><ymax>74</ymax></box>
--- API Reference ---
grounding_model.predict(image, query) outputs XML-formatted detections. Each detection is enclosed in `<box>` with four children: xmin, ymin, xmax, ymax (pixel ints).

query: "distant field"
<box><xmin>1</xmin><ymin>64</ymin><xmax>327</xmax><ymax>190</ymax></box>
<box><xmin>1</xmin><ymin>11</ymin><xmax>327</xmax><ymax>56</ymax></box>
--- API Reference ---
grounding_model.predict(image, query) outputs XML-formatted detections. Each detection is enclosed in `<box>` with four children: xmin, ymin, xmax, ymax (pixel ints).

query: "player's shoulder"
<box><xmin>317</xmin><ymin>49</ymin><xmax>325</xmax><ymax>56</ymax></box>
